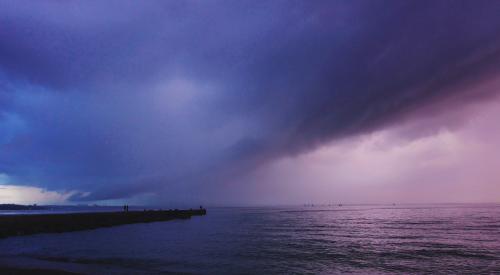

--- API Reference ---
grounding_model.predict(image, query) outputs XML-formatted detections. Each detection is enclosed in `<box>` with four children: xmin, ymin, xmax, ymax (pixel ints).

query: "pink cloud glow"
<box><xmin>224</xmin><ymin>77</ymin><xmax>500</xmax><ymax>205</ymax></box>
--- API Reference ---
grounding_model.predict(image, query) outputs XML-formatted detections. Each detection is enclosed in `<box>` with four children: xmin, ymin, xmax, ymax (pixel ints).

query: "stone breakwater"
<box><xmin>0</xmin><ymin>209</ymin><xmax>207</xmax><ymax>238</ymax></box>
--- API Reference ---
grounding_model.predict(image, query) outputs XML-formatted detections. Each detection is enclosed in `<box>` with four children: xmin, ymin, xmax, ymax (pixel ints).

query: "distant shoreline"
<box><xmin>0</xmin><ymin>266</ymin><xmax>80</xmax><ymax>275</ymax></box>
<box><xmin>0</xmin><ymin>204</ymin><xmax>48</xmax><ymax>211</ymax></box>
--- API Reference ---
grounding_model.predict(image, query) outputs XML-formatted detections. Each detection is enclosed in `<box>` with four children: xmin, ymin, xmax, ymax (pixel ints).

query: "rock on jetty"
<box><xmin>0</xmin><ymin>209</ymin><xmax>206</xmax><ymax>238</ymax></box>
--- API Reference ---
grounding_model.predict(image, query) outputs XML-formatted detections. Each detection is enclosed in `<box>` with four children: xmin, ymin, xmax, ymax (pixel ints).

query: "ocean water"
<box><xmin>0</xmin><ymin>205</ymin><xmax>499</xmax><ymax>274</ymax></box>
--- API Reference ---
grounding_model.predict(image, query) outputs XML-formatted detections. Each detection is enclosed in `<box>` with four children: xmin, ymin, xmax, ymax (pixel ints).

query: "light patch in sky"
<box><xmin>0</xmin><ymin>185</ymin><xmax>74</xmax><ymax>204</ymax></box>
<box><xmin>0</xmin><ymin>173</ymin><xmax>75</xmax><ymax>204</ymax></box>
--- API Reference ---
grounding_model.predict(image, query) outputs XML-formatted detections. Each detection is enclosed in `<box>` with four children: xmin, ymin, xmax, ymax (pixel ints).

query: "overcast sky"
<box><xmin>1</xmin><ymin>0</ymin><xmax>500</xmax><ymax>205</ymax></box>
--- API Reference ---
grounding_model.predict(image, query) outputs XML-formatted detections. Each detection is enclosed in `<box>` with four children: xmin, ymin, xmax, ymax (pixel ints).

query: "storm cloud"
<box><xmin>1</xmin><ymin>0</ymin><xmax>500</xmax><ymax>203</ymax></box>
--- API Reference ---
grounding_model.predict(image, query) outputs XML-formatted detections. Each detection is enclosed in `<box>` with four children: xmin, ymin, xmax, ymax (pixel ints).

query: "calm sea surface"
<box><xmin>0</xmin><ymin>205</ymin><xmax>499</xmax><ymax>274</ymax></box>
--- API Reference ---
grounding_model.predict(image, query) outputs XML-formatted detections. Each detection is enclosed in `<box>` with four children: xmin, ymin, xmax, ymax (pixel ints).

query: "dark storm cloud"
<box><xmin>1</xmin><ymin>0</ymin><xmax>500</xmax><ymax>202</ymax></box>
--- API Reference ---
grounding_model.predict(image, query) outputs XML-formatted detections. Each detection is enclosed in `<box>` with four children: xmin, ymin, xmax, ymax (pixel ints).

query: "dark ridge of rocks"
<box><xmin>0</xmin><ymin>209</ymin><xmax>207</xmax><ymax>238</ymax></box>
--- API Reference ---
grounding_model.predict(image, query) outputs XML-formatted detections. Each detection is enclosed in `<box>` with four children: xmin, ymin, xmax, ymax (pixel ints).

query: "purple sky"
<box><xmin>1</xmin><ymin>1</ymin><xmax>500</xmax><ymax>205</ymax></box>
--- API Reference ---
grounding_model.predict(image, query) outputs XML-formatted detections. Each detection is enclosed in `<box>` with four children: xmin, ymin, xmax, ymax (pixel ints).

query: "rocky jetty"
<box><xmin>0</xmin><ymin>209</ymin><xmax>207</xmax><ymax>238</ymax></box>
